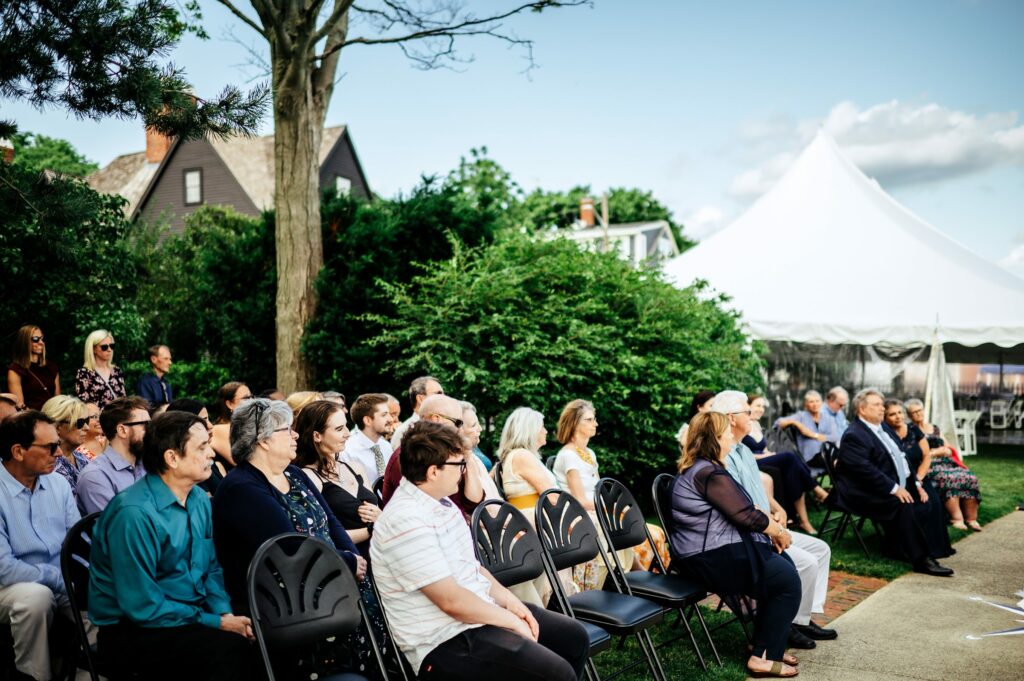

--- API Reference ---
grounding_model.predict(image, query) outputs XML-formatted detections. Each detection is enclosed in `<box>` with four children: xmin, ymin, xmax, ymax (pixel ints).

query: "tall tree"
<box><xmin>10</xmin><ymin>132</ymin><xmax>98</xmax><ymax>177</ymax></box>
<box><xmin>216</xmin><ymin>0</ymin><xmax>586</xmax><ymax>393</ymax></box>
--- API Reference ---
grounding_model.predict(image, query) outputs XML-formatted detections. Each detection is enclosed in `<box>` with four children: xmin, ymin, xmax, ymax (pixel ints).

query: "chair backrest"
<box><xmin>470</xmin><ymin>500</ymin><xmax>545</xmax><ymax>587</ymax></box>
<box><xmin>594</xmin><ymin>478</ymin><xmax>648</xmax><ymax>552</ymax></box>
<box><xmin>492</xmin><ymin>456</ymin><xmax>506</xmax><ymax>496</ymax></box>
<box><xmin>820</xmin><ymin>441</ymin><xmax>839</xmax><ymax>477</ymax></box>
<box><xmin>535</xmin><ymin>489</ymin><xmax>601</xmax><ymax>571</ymax></box>
<box><xmin>545</xmin><ymin>455</ymin><xmax>557</xmax><ymax>472</ymax></box>
<box><xmin>651</xmin><ymin>473</ymin><xmax>675</xmax><ymax>534</ymax></box>
<box><xmin>60</xmin><ymin>512</ymin><xmax>102</xmax><ymax>681</ymax></box>
<box><xmin>248</xmin><ymin>534</ymin><xmax>366</xmax><ymax>666</ymax></box>
<box><xmin>766</xmin><ymin>424</ymin><xmax>799</xmax><ymax>454</ymax></box>
<box><xmin>372</xmin><ymin>476</ymin><xmax>385</xmax><ymax>504</ymax></box>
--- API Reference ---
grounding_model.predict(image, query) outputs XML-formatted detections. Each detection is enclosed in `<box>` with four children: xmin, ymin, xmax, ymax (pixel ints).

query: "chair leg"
<box><xmin>691</xmin><ymin>603</ymin><xmax>722</xmax><ymax>666</ymax></box>
<box><xmin>850</xmin><ymin>516</ymin><xmax>871</xmax><ymax>557</ymax></box>
<box><xmin>636</xmin><ymin>630</ymin><xmax>667</xmax><ymax>681</ymax></box>
<box><xmin>584</xmin><ymin>658</ymin><xmax>602</xmax><ymax>681</ymax></box>
<box><xmin>677</xmin><ymin>606</ymin><xmax>707</xmax><ymax>671</ymax></box>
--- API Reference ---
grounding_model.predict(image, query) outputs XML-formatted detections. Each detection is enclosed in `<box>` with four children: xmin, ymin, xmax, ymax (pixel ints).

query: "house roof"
<box><xmin>87</xmin><ymin>126</ymin><xmax>348</xmax><ymax>216</ymax></box>
<box><xmin>561</xmin><ymin>220</ymin><xmax>678</xmax><ymax>259</ymax></box>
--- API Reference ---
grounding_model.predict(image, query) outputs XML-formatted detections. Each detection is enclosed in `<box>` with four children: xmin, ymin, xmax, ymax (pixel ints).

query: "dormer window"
<box><xmin>184</xmin><ymin>169</ymin><xmax>203</xmax><ymax>205</ymax></box>
<box><xmin>335</xmin><ymin>175</ymin><xmax>352</xmax><ymax>196</ymax></box>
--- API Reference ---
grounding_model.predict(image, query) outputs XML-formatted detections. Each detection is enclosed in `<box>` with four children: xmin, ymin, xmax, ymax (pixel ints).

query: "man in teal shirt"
<box><xmin>89</xmin><ymin>411</ymin><xmax>256</xmax><ymax>681</ymax></box>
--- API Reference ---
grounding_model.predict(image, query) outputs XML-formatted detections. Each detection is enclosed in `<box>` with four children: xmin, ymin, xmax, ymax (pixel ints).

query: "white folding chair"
<box><xmin>989</xmin><ymin>400</ymin><xmax>1010</xmax><ymax>430</ymax></box>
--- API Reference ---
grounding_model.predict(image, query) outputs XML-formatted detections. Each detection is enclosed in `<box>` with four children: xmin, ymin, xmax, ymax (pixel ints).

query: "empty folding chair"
<box><xmin>535</xmin><ymin>489</ymin><xmax>668</xmax><ymax>681</ymax></box>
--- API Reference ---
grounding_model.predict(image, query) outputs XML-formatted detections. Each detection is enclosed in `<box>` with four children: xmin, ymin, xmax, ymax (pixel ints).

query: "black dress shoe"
<box><xmin>788</xmin><ymin>626</ymin><xmax>817</xmax><ymax>649</ymax></box>
<box><xmin>913</xmin><ymin>558</ymin><xmax>954</xmax><ymax>577</ymax></box>
<box><xmin>793</xmin><ymin>621</ymin><xmax>838</xmax><ymax>640</ymax></box>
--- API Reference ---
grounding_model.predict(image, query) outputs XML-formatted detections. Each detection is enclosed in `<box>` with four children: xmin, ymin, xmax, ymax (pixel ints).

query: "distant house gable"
<box><xmin>558</xmin><ymin>219</ymin><xmax>680</xmax><ymax>266</ymax></box>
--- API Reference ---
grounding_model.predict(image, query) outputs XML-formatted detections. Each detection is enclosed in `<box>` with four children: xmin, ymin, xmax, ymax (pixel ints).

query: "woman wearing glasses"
<box><xmin>74</xmin><ymin>330</ymin><xmax>126</xmax><ymax>409</ymax></box>
<box><xmin>7</xmin><ymin>325</ymin><xmax>60</xmax><ymax>411</ymax></box>
<box><xmin>40</xmin><ymin>395</ymin><xmax>93</xmax><ymax>494</ymax></box>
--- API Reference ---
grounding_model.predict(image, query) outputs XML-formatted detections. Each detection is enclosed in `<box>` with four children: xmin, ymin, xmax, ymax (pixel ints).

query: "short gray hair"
<box><xmin>906</xmin><ymin>398</ymin><xmax>924</xmax><ymax>411</ymax></box>
<box><xmin>459</xmin><ymin>400</ymin><xmax>476</xmax><ymax>413</ymax></box>
<box><xmin>804</xmin><ymin>390</ymin><xmax>822</xmax><ymax>402</ymax></box>
<box><xmin>826</xmin><ymin>386</ymin><xmax>849</xmax><ymax>401</ymax></box>
<box><xmin>710</xmin><ymin>390</ymin><xmax>747</xmax><ymax>415</ymax></box>
<box><xmin>497</xmin><ymin>407</ymin><xmax>544</xmax><ymax>462</ymax></box>
<box><xmin>852</xmin><ymin>388</ymin><xmax>884</xmax><ymax>415</ymax></box>
<box><xmin>230</xmin><ymin>398</ymin><xmax>293</xmax><ymax>464</ymax></box>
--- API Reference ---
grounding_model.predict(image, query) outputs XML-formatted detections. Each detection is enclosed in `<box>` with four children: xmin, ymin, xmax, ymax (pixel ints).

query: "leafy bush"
<box><xmin>366</xmin><ymin>234</ymin><xmax>764</xmax><ymax>483</ymax></box>
<box><xmin>121</xmin><ymin>360</ymin><xmax>234</xmax><ymax>405</ymax></box>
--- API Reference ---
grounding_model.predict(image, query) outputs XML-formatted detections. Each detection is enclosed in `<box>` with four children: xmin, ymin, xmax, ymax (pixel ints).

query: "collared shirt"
<box><xmin>823</xmin><ymin>405</ymin><xmax>849</xmax><ymax>437</ymax></box>
<box><xmin>137</xmin><ymin>372</ymin><xmax>173</xmax><ymax>406</ymax></box>
<box><xmin>775</xmin><ymin>410</ymin><xmax>839</xmax><ymax>462</ymax></box>
<box><xmin>0</xmin><ymin>465</ymin><xmax>80</xmax><ymax>594</ymax></box>
<box><xmin>370</xmin><ymin>478</ymin><xmax>493</xmax><ymax>673</ymax></box>
<box><xmin>89</xmin><ymin>474</ymin><xmax>231</xmax><ymax>629</ymax></box>
<box><xmin>724</xmin><ymin>442</ymin><xmax>771</xmax><ymax>512</ymax></box>
<box><xmin>858</xmin><ymin>418</ymin><xmax>910</xmax><ymax>491</ymax></box>
<box><xmin>342</xmin><ymin>427</ymin><xmax>393</xmax><ymax>482</ymax></box>
<box><xmin>76</xmin><ymin>445</ymin><xmax>146</xmax><ymax>515</ymax></box>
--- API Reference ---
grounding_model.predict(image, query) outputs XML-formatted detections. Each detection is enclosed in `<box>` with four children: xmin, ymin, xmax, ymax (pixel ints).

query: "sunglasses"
<box><xmin>71</xmin><ymin>415</ymin><xmax>98</xmax><ymax>429</ymax></box>
<box><xmin>122</xmin><ymin>420</ymin><xmax>150</xmax><ymax>428</ymax></box>
<box><xmin>31</xmin><ymin>335</ymin><xmax>45</xmax><ymax>343</ymax></box>
<box><xmin>29</xmin><ymin>442</ymin><xmax>61</xmax><ymax>455</ymax></box>
<box><xmin>431</xmin><ymin>413</ymin><xmax>464</xmax><ymax>429</ymax></box>
<box><xmin>96</xmin><ymin>342</ymin><xmax>115</xmax><ymax>351</ymax></box>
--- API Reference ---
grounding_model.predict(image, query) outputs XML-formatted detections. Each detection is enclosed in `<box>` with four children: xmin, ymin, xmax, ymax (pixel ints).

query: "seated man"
<box><xmin>775</xmin><ymin>390</ymin><xmax>839</xmax><ymax>465</ymax></box>
<box><xmin>832</xmin><ymin>389</ymin><xmax>953</xmax><ymax>577</ymax></box>
<box><xmin>77</xmin><ymin>395</ymin><xmax>150</xmax><ymax>514</ymax></box>
<box><xmin>89</xmin><ymin>411</ymin><xmax>257</xmax><ymax>681</ymax></box>
<box><xmin>0</xmin><ymin>410</ymin><xmax>80</xmax><ymax>681</ymax></box>
<box><xmin>823</xmin><ymin>386</ymin><xmax>850</xmax><ymax>436</ymax></box>
<box><xmin>371</xmin><ymin>421</ymin><xmax>588</xmax><ymax>681</ymax></box>
<box><xmin>711</xmin><ymin>391</ymin><xmax>837</xmax><ymax>648</ymax></box>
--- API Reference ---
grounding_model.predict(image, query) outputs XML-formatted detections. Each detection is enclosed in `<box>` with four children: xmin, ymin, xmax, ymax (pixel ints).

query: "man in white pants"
<box><xmin>712</xmin><ymin>391</ymin><xmax>837</xmax><ymax>648</ymax></box>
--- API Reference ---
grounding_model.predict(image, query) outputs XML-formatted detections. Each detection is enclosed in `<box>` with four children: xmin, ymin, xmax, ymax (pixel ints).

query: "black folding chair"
<box><xmin>651</xmin><ymin>473</ymin><xmax>753</xmax><ymax>645</ymax></box>
<box><xmin>364</xmin><ymin>568</ymin><xmax>416</xmax><ymax>681</ymax></box>
<box><xmin>492</xmin><ymin>457</ymin><xmax>506</xmax><ymax>497</ymax></box>
<box><xmin>535</xmin><ymin>490</ymin><xmax>667</xmax><ymax>681</ymax></box>
<box><xmin>594</xmin><ymin>478</ymin><xmax>719</xmax><ymax>669</ymax></box>
<box><xmin>247</xmin><ymin>534</ymin><xmax>387</xmax><ymax>681</ymax></box>
<box><xmin>817</xmin><ymin>445</ymin><xmax>878</xmax><ymax>557</ymax></box>
<box><xmin>59</xmin><ymin>512</ymin><xmax>103</xmax><ymax>681</ymax></box>
<box><xmin>471</xmin><ymin>500</ymin><xmax>611</xmax><ymax>680</ymax></box>
<box><xmin>372</xmin><ymin>476</ymin><xmax>385</xmax><ymax>505</ymax></box>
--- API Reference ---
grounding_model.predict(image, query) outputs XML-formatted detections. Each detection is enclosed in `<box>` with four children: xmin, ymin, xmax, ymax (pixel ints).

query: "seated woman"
<box><xmin>670</xmin><ymin>412</ymin><xmax>801</xmax><ymax>679</ymax></box>
<box><xmin>905</xmin><ymin>399</ymin><xmax>982</xmax><ymax>531</ymax></box>
<box><xmin>883</xmin><ymin>400</ymin><xmax>954</xmax><ymax>558</ymax></box>
<box><xmin>209</xmin><ymin>381</ymin><xmax>252</xmax><ymax>473</ymax></box>
<box><xmin>77</xmin><ymin>401</ymin><xmax>105</xmax><ymax>459</ymax></box>
<box><xmin>41</xmin><ymin>395</ymin><xmax>92</xmax><ymax>495</ymax></box>
<box><xmin>746</xmin><ymin>394</ymin><xmax>828</xmax><ymax>535</ymax></box>
<box><xmin>294</xmin><ymin>400</ymin><xmax>381</xmax><ymax>558</ymax></box>
<box><xmin>459</xmin><ymin>400</ymin><xmax>501</xmax><ymax>500</ymax></box>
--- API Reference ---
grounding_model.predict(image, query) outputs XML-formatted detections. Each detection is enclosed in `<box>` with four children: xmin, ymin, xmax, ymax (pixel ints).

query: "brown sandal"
<box><xmin>748</xmin><ymin>661</ymin><xmax>799</xmax><ymax>678</ymax></box>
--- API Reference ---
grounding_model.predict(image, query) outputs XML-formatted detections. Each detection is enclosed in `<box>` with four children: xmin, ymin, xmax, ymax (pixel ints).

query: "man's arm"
<box><xmin>76</xmin><ymin>467</ymin><xmax>115</xmax><ymax>515</ymax></box>
<box><xmin>837</xmin><ymin>431</ymin><xmax>899</xmax><ymax>497</ymax></box>
<box><xmin>480</xmin><ymin>567</ymin><xmax>540</xmax><ymax>639</ymax></box>
<box><xmin>0</xmin><ymin>518</ymin><xmax>63</xmax><ymax>591</ymax></box>
<box><xmin>420</xmin><ymin>577</ymin><xmax>535</xmax><ymax>641</ymax></box>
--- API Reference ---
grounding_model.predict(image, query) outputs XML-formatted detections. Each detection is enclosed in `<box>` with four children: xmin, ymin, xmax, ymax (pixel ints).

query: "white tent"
<box><xmin>663</xmin><ymin>131</ymin><xmax>1024</xmax><ymax>351</ymax></box>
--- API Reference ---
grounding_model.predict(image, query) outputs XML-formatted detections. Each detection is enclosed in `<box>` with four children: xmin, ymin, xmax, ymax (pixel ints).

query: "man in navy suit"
<box><xmin>832</xmin><ymin>388</ymin><xmax>953</xmax><ymax>577</ymax></box>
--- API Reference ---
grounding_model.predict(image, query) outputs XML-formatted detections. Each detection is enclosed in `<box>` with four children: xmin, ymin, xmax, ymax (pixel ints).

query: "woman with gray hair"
<box><xmin>212</xmin><ymin>399</ymin><xmax>365</xmax><ymax>615</ymax></box>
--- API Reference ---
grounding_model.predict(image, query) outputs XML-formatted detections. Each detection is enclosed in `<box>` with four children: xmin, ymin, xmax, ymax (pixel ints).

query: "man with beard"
<box><xmin>77</xmin><ymin>396</ymin><xmax>151</xmax><ymax>514</ymax></box>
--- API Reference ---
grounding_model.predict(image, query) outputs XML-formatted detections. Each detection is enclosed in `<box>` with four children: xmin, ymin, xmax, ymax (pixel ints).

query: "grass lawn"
<box><xmin>598</xmin><ymin>443</ymin><xmax>1023</xmax><ymax>680</ymax></box>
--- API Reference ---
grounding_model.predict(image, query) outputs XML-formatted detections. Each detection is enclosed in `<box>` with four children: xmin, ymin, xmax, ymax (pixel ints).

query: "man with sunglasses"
<box><xmin>0</xmin><ymin>410</ymin><xmax>81</xmax><ymax>681</ymax></box>
<box><xmin>77</xmin><ymin>396</ymin><xmax>151</xmax><ymax>514</ymax></box>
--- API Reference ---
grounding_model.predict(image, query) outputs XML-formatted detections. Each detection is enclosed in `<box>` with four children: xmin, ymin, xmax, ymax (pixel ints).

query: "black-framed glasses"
<box><xmin>431</xmin><ymin>413</ymin><xmax>464</xmax><ymax>429</ymax></box>
<box><xmin>28</xmin><ymin>442</ymin><xmax>60</xmax><ymax>455</ymax></box>
<box><xmin>122</xmin><ymin>420</ymin><xmax>150</xmax><ymax>428</ymax></box>
<box><xmin>272</xmin><ymin>425</ymin><xmax>293</xmax><ymax>435</ymax></box>
<box><xmin>438</xmin><ymin>458</ymin><xmax>468</xmax><ymax>472</ymax></box>
<box><xmin>97</xmin><ymin>342</ymin><xmax>115</xmax><ymax>351</ymax></box>
<box><xmin>30</xmin><ymin>335</ymin><xmax>44</xmax><ymax>343</ymax></box>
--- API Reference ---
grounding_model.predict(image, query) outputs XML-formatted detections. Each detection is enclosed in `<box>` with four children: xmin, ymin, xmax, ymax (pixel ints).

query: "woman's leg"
<box><xmin>963</xmin><ymin>498</ymin><xmax>980</xmax><ymax>524</ymax></box>
<box><xmin>944</xmin><ymin>497</ymin><xmax>965</xmax><ymax>524</ymax></box>
<box><xmin>747</xmin><ymin>553</ymin><xmax>802</xmax><ymax>674</ymax></box>
<box><xmin>794</xmin><ymin>495</ymin><xmax>816</xmax><ymax>534</ymax></box>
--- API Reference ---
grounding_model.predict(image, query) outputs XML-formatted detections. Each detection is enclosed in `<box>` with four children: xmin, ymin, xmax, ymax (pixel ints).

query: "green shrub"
<box><xmin>121</xmin><ymin>360</ymin><xmax>234</xmax><ymax>405</ymax></box>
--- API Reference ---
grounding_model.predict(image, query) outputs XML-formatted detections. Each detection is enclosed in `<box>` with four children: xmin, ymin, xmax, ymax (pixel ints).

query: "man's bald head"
<box><xmin>419</xmin><ymin>394</ymin><xmax>463</xmax><ymax>430</ymax></box>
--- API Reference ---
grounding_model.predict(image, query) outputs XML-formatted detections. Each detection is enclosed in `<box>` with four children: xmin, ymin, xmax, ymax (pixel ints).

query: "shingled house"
<box><xmin>87</xmin><ymin>126</ymin><xmax>370</xmax><ymax>233</ymax></box>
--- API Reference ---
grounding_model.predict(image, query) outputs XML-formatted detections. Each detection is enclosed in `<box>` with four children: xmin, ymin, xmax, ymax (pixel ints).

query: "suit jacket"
<box><xmin>831</xmin><ymin>418</ymin><xmax>904</xmax><ymax>520</ymax></box>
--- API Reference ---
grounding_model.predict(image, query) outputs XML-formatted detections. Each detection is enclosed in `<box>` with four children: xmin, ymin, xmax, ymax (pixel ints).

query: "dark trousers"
<box><xmin>98</xmin><ymin>620</ymin><xmax>261</xmax><ymax>681</ymax></box>
<box><xmin>881</xmin><ymin>500</ymin><xmax>932</xmax><ymax>564</ymax></box>
<box><xmin>748</xmin><ymin>551</ymin><xmax>802</xmax><ymax>660</ymax></box>
<box><xmin>420</xmin><ymin>603</ymin><xmax>589</xmax><ymax>681</ymax></box>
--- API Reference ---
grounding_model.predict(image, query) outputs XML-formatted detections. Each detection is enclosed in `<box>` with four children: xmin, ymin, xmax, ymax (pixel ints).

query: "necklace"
<box><xmin>572</xmin><ymin>445</ymin><xmax>596</xmax><ymax>467</ymax></box>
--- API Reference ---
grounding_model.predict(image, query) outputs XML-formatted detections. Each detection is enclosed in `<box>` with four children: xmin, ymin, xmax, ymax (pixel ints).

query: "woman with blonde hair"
<box><xmin>41</xmin><ymin>395</ymin><xmax>93</xmax><ymax>494</ymax></box>
<box><xmin>285</xmin><ymin>390</ymin><xmax>324</xmax><ymax>417</ymax></box>
<box><xmin>7</xmin><ymin>324</ymin><xmax>60</xmax><ymax>410</ymax></box>
<box><xmin>74</xmin><ymin>329</ymin><xmax>126</xmax><ymax>408</ymax></box>
<box><xmin>670</xmin><ymin>412</ymin><xmax>801</xmax><ymax>678</ymax></box>
<box><xmin>77</xmin><ymin>401</ymin><xmax>106</xmax><ymax>458</ymax></box>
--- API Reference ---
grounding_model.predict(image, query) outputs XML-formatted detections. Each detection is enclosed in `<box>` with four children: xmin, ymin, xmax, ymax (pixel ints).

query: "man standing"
<box><xmin>343</xmin><ymin>393</ymin><xmax>395</xmax><ymax>482</ymax></box>
<box><xmin>372</xmin><ymin>420</ymin><xmax>588</xmax><ymax>681</ymax></box>
<box><xmin>775</xmin><ymin>390</ymin><xmax>839</xmax><ymax>465</ymax></box>
<box><xmin>0</xmin><ymin>410</ymin><xmax>80</xmax><ymax>681</ymax></box>
<box><xmin>89</xmin><ymin>411</ymin><xmax>256</xmax><ymax>681</ymax></box>
<box><xmin>833</xmin><ymin>389</ymin><xmax>953</xmax><ymax>576</ymax></box>
<box><xmin>391</xmin><ymin>376</ymin><xmax>444</xmax><ymax>450</ymax></box>
<box><xmin>823</xmin><ymin>387</ymin><xmax>849</xmax><ymax>436</ymax></box>
<box><xmin>77</xmin><ymin>396</ymin><xmax>150</xmax><ymax>514</ymax></box>
<box><xmin>712</xmin><ymin>391</ymin><xmax>837</xmax><ymax>648</ymax></box>
<box><xmin>137</xmin><ymin>345</ymin><xmax>174</xmax><ymax>407</ymax></box>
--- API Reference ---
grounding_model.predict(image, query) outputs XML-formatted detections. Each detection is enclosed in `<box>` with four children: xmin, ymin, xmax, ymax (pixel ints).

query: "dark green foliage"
<box><xmin>10</xmin><ymin>132</ymin><xmax>98</xmax><ymax>177</ymax></box>
<box><xmin>121</xmin><ymin>359</ymin><xmax>232</xmax><ymax>404</ymax></box>
<box><xmin>303</xmin><ymin>180</ymin><xmax>504</xmax><ymax>397</ymax></box>
<box><xmin>132</xmin><ymin>206</ymin><xmax>276</xmax><ymax>391</ymax></box>
<box><xmin>0</xmin><ymin>162</ymin><xmax>146</xmax><ymax>387</ymax></box>
<box><xmin>0</xmin><ymin>0</ymin><xmax>267</xmax><ymax>140</ymax></box>
<box><xmin>367</xmin><ymin>235</ymin><xmax>763</xmax><ymax>482</ymax></box>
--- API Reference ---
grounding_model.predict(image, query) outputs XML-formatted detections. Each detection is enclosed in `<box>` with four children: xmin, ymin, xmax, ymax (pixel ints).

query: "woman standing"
<box><xmin>7</xmin><ymin>325</ymin><xmax>60</xmax><ymax>410</ymax></box>
<box><xmin>74</xmin><ymin>330</ymin><xmax>126</xmax><ymax>409</ymax></box>
<box><xmin>905</xmin><ymin>398</ymin><xmax>982</xmax><ymax>531</ymax></box>
<box><xmin>670</xmin><ymin>412</ymin><xmax>800</xmax><ymax>678</ymax></box>
<box><xmin>41</xmin><ymin>395</ymin><xmax>92</xmax><ymax>495</ymax></box>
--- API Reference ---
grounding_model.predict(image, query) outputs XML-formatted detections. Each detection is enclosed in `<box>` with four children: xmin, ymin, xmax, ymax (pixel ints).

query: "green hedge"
<box><xmin>121</xmin><ymin>360</ymin><xmax>233</xmax><ymax>405</ymax></box>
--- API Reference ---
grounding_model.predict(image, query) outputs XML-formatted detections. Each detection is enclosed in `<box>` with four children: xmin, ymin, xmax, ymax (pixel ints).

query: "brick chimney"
<box><xmin>579</xmin><ymin>197</ymin><xmax>596</xmax><ymax>227</ymax></box>
<box><xmin>145</xmin><ymin>127</ymin><xmax>173</xmax><ymax>164</ymax></box>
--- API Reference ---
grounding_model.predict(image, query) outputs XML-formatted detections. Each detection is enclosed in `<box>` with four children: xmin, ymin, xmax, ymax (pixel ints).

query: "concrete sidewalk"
<box><xmin>762</xmin><ymin>510</ymin><xmax>1024</xmax><ymax>681</ymax></box>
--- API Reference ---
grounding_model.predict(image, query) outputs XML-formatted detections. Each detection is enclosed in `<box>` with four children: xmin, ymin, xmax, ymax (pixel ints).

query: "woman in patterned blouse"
<box><xmin>41</xmin><ymin>395</ymin><xmax>93</xmax><ymax>495</ymax></box>
<box><xmin>74</xmin><ymin>330</ymin><xmax>126</xmax><ymax>409</ymax></box>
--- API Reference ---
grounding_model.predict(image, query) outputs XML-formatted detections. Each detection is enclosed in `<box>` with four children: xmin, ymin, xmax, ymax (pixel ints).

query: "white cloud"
<box><xmin>683</xmin><ymin>205</ymin><xmax>728</xmax><ymax>240</ymax></box>
<box><xmin>729</xmin><ymin>100</ymin><xmax>1024</xmax><ymax>201</ymax></box>
<box><xmin>1000</xmin><ymin>243</ymin><xmax>1024</xmax><ymax>269</ymax></box>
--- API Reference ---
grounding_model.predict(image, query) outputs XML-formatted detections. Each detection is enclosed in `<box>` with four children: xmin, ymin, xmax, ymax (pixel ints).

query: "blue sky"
<box><xmin>6</xmin><ymin>0</ymin><xmax>1024</xmax><ymax>274</ymax></box>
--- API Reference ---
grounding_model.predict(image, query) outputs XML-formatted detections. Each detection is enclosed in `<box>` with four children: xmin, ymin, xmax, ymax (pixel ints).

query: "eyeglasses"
<box><xmin>729</xmin><ymin>410</ymin><xmax>753</xmax><ymax>417</ymax></box>
<box><xmin>430</xmin><ymin>413</ymin><xmax>464</xmax><ymax>429</ymax></box>
<box><xmin>28</xmin><ymin>442</ymin><xmax>60</xmax><ymax>455</ymax></box>
<box><xmin>97</xmin><ymin>343</ymin><xmax>115</xmax><ymax>351</ymax></box>
<box><xmin>907</xmin><ymin>409</ymin><xmax>923</xmax><ymax>416</ymax></box>
<box><xmin>30</xmin><ymin>336</ymin><xmax>44</xmax><ymax>343</ymax></box>
<box><xmin>272</xmin><ymin>426</ymin><xmax>293</xmax><ymax>435</ymax></box>
<box><xmin>438</xmin><ymin>459</ymin><xmax>468</xmax><ymax>472</ymax></box>
<box><xmin>122</xmin><ymin>420</ymin><xmax>150</xmax><ymax>428</ymax></box>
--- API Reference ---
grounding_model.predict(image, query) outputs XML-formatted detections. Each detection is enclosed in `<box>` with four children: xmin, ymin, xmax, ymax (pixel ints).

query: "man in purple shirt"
<box><xmin>77</xmin><ymin>396</ymin><xmax>150</xmax><ymax>514</ymax></box>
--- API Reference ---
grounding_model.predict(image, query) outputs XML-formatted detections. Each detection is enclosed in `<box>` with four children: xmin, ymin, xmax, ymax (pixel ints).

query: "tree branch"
<box><xmin>214</xmin><ymin>0</ymin><xmax>268</xmax><ymax>38</ymax></box>
<box><xmin>312</xmin><ymin>0</ymin><xmax>356</xmax><ymax>43</ymax></box>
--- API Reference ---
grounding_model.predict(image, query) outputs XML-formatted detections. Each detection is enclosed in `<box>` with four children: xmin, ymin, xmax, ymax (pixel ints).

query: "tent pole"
<box><xmin>999</xmin><ymin>351</ymin><xmax>1005</xmax><ymax>392</ymax></box>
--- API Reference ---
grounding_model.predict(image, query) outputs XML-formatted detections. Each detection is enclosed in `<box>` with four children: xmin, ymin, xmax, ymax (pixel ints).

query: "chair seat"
<box><xmin>568</xmin><ymin>589</ymin><xmax>664</xmax><ymax>634</ymax></box>
<box><xmin>624</xmin><ymin>571</ymin><xmax>706</xmax><ymax>606</ymax></box>
<box><xmin>582</xmin><ymin>620</ymin><xmax>612</xmax><ymax>654</ymax></box>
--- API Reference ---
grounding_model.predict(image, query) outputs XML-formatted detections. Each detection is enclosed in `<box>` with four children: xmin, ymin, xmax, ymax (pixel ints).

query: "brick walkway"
<box><xmin>819</xmin><ymin>570</ymin><xmax>888</xmax><ymax>624</ymax></box>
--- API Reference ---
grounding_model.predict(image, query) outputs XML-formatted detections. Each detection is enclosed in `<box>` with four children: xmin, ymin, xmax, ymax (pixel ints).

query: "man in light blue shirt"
<box><xmin>822</xmin><ymin>387</ymin><xmax>850</xmax><ymax>437</ymax></box>
<box><xmin>0</xmin><ymin>410</ymin><xmax>80</xmax><ymax>681</ymax></box>
<box><xmin>775</xmin><ymin>390</ymin><xmax>839</xmax><ymax>464</ymax></box>
<box><xmin>77</xmin><ymin>396</ymin><xmax>150</xmax><ymax>514</ymax></box>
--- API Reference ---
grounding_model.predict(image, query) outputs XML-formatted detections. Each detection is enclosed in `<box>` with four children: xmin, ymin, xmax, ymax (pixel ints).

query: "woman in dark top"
<box><xmin>671</xmin><ymin>412</ymin><xmax>801</xmax><ymax>678</ymax></box>
<box><xmin>7</xmin><ymin>325</ymin><xmax>60</xmax><ymax>410</ymax></box>
<box><xmin>883</xmin><ymin>400</ymin><xmax>953</xmax><ymax>559</ymax></box>
<box><xmin>294</xmin><ymin>400</ymin><xmax>381</xmax><ymax>558</ymax></box>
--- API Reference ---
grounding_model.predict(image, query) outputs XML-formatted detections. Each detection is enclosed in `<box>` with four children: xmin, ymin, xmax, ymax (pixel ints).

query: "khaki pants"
<box><xmin>0</xmin><ymin>582</ymin><xmax>75</xmax><ymax>680</ymax></box>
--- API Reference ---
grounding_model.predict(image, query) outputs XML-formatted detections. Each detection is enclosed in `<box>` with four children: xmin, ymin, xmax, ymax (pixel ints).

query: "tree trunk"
<box><xmin>271</xmin><ymin>47</ymin><xmax>323</xmax><ymax>394</ymax></box>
